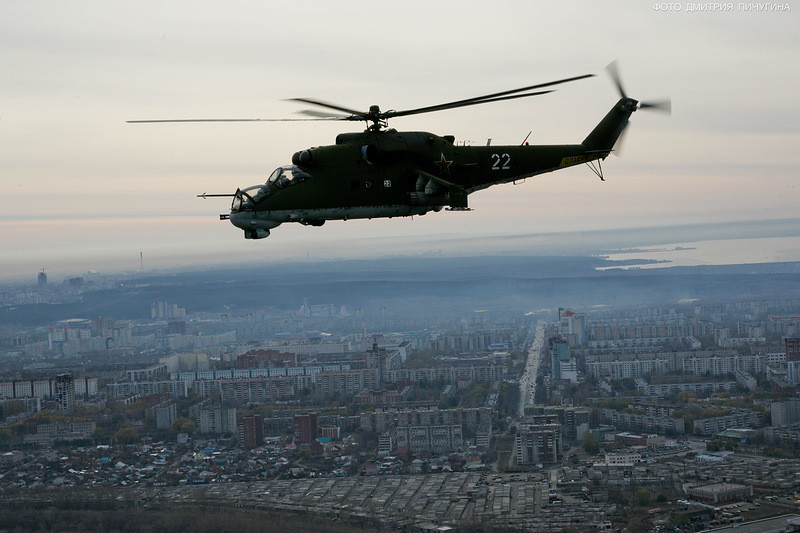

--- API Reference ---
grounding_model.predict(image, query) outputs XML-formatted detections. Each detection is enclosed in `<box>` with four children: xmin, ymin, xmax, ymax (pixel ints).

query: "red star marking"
<box><xmin>434</xmin><ymin>153</ymin><xmax>453</xmax><ymax>174</ymax></box>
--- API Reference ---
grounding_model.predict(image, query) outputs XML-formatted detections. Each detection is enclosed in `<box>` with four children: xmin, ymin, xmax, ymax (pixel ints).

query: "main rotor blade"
<box><xmin>131</xmin><ymin>72</ymin><xmax>595</xmax><ymax>127</ymax></box>
<box><xmin>287</xmin><ymin>98</ymin><xmax>367</xmax><ymax>118</ymax></box>
<box><xmin>388</xmin><ymin>73</ymin><xmax>594</xmax><ymax>119</ymax></box>
<box><xmin>297</xmin><ymin>109</ymin><xmax>351</xmax><ymax>119</ymax></box>
<box><xmin>388</xmin><ymin>90</ymin><xmax>555</xmax><ymax>119</ymax></box>
<box><xmin>126</xmin><ymin>117</ymin><xmax>341</xmax><ymax>123</ymax></box>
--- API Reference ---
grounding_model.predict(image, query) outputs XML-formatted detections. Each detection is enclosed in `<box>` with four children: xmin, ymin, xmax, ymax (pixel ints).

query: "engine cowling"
<box><xmin>291</xmin><ymin>149</ymin><xmax>316</xmax><ymax>167</ymax></box>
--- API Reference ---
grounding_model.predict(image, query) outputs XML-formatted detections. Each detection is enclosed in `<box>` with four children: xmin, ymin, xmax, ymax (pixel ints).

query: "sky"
<box><xmin>1</xmin><ymin>1</ymin><xmax>798</xmax><ymax>282</ymax></box>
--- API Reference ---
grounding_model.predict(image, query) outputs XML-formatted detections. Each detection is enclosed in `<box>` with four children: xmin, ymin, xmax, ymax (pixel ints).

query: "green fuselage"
<box><xmin>261</xmin><ymin>132</ymin><xmax>601</xmax><ymax>211</ymax></box>
<box><xmin>228</xmin><ymin>97</ymin><xmax>635</xmax><ymax>238</ymax></box>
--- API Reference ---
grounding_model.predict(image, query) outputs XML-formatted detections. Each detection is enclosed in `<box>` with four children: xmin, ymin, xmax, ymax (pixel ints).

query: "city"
<box><xmin>3</xmin><ymin>0</ymin><xmax>799</xmax><ymax>531</ymax></box>
<box><xmin>1</xmin><ymin>256</ymin><xmax>800</xmax><ymax>532</ymax></box>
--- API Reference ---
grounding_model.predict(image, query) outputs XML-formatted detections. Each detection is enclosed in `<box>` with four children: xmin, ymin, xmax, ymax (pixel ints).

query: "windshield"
<box><xmin>267</xmin><ymin>166</ymin><xmax>311</xmax><ymax>189</ymax></box>
<box><xmin>231</xmin><ymin>166</ymin><xmax>312</xmax><ymax>213</ymax></box>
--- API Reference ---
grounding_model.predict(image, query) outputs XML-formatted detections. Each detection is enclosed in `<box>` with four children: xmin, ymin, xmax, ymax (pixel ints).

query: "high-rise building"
<box><xmin>515</xmin><ymin>424</ymin><xmax>563</xmax><ymax>465</ymax></box>
<box><xmin>198</xmin><ymin>407</ymin><xmax>237</xmax><ymax>434</ymax></box>
<box><xmin>294</xmin><ymin>412</ymin><xmax>318</xmax><ymax>444</ymax></box>
<box><xmin>151</xmin><ymin>300</ymin><xmax>186</xmax><ymax>320</ymax></box>
<box><xmin>786</xmin><ymin>338</ymin><xmax>800</xmax><ymax>384</ymax></box>
<box><xmin>394</xmin><ymin>424</ymin><xmax>463</xmax><ymax>455</ymax></box>
<box><xmin>37</xmin><ymin>270</ymin><xmax>47</xmax><ymax>287</ymax></box>
<box><xmin>558</xmin><ymin>309</ymin><xmax>585</xmax><ymax>346</ymax></box>
<box><xmin>364</xmin><ymin>343</ymin><xmax>386</xmax><ymax>383</ymax></box>
<box><xmin>53</xmin><ymin>373</ymin><xmax>75</xmax><ymax>412</ymax></box>
<box><xmin>238</xmin><ymin>415</ymin><xmax>264</xmax><ymax>448</ymax></box>
<box><xmin>786</xmin><ymin>338</ymin><xmax>800</xmax><ymax>361</ymax></box>
<box><xmin>771</xmin><ymin>399</ymin><xmax>800</xmax><ymax>427</ymax></box>
<box><xmin>154</xmin><ymin>402</ymin><xmax>177</xmax><ymax>430</ymax></box>
<box><xmin>551</xmin><ymin>339</ymin><xmax>570</xmax><ymax>380</ymax></box>
<box><xmin>159</xmin><ymin>352</ymin><xmax>209</xmax><ymax>372</ymax></box>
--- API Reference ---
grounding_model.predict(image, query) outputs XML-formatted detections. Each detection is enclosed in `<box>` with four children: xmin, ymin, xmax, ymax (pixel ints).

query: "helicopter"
<box><xmin>129</xmin><ymin>62</ymin><xmax>669</xmax><ymax>239</ymax></box>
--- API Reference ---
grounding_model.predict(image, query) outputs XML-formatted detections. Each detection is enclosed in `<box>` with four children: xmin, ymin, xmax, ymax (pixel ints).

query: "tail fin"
<box><xmin>582</xmin><ymin>98</ymin><xmax>638</xmax><ymax>152</ymax></box>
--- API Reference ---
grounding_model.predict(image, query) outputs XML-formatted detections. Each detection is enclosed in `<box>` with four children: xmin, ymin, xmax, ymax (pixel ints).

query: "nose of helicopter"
<box><xmin>229</xmin><ymin>211</ymin><xmax>281</xmax><ymax>233</ymax></box>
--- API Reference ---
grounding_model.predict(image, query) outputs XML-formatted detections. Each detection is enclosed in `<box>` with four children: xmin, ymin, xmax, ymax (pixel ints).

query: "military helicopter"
<box><xmin>129</xmin><ymin>62</ymin><xmax>669</xmax><ymax>239</ymax></box>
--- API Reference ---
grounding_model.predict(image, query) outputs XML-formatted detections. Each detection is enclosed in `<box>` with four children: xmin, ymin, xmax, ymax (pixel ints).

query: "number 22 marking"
<box><xmin>491</xmin><ymin>153</ymin><xmax>511</xmax><ymax>170</ymax></box>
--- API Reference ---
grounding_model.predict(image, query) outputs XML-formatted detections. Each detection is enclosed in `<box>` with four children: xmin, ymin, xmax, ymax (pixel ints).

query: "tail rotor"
<box><xmin>605</xmin><ymin>60</ymin><xmax>671</xmax><ymax>155</ymax></box>
<box><xmin>606</xmin><ymin>60</ymin><xmax>672</xmax><ymax>115</ymax></box>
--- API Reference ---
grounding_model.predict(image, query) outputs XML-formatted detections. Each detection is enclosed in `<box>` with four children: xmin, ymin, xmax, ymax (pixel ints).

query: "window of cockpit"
<box><xmin>290</xmin><ymin>168</ymin><xmax>311</xmax><ymax>184</ymax></box>
<box><xmin>231</xmin><ymin>191</ymin><xmax>244</xmax><ymax>212</ymax></box>
<box><xmin>267</xmin><ymin>166</ymin><xmax>311</xmax><ymax>189</ymax></box>
<box><xmin>267</xmin><ymin>167</ymin><xmax>284</xmax><ymax>186</ymax></box>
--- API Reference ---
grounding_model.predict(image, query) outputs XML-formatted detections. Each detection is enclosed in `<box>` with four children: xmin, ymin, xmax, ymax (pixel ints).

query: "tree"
<box><xmin>534</xmin><ymin>375</ymin><xmax>547</xmax><ymax>404</ymax></box>
<box><xmin>624</xmin><ymin>509</ymin><xmax>653</xmax><ymax>531</ymax></box>
<box><xmin>115</xmin><ymin>427</ymin><xmax>139</xmax><ymax>444</ymax></box>
<box><xmin>0</xmin><ymin>400</ymin><xmax>27</xmax><ymax>419</ymax></box>
<box><xmin>175</xmin><ymin>391</ymin><xmax>204</xmax><ymax>417</ymax></box>
<box><xmin>0</xmin><ymin>427</ymin><xmax>11</xmax><ymax>448</ymax></box>
<box><xmin>582</xmin><ymin>431</ymin><xmax>600</xmax><ymax>455</ymax></box>
<box><xmin>180</xmin><ymin>420</ymin><xmax>197</xmax><ymax>434</ymax></box>
<box><xmin>170</xmin><ymin>417</ymin><xmax>197</xmax><ymax>435</ymax></box>
<box><xmin>674</xmin><ymin>391</ymin><xmax>697</xmax><ymax>404</ymax></box>
<box><xmin>467</xmin><ymin>384</ymin><xmax>488</xmax><ymax>403</ymax></box>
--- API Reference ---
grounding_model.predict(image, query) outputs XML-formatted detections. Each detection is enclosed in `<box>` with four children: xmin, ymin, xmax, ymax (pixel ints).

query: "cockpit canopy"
<box><xmin>267</xmin><ymin>166</ymin><xmax>312</xmax><ymax>189</ymax></box>
<box><xmin>231</xmin><ymin>165</ymin><xmax>312</xmax><ymax>212</ymax></box>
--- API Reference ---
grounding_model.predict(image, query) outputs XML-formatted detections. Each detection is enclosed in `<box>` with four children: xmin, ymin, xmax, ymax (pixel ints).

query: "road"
<box><xmin>519</xmin><ymin>321</ymin><xmax>545</xmax><ymax>415</ymax></box>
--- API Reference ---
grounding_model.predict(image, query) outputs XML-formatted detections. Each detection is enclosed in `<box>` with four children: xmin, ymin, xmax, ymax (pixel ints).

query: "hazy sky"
<box><xmin>1</xmin><ymin>1</ymin><xmax>798</xmax><ymax>281</ymax></box>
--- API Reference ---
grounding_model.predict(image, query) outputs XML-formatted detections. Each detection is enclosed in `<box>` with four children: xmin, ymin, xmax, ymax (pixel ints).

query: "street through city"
<box><xmin>519</xmin><ymin>321</ymin><xmax>545</xmax><ymax>415</ymax></box>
